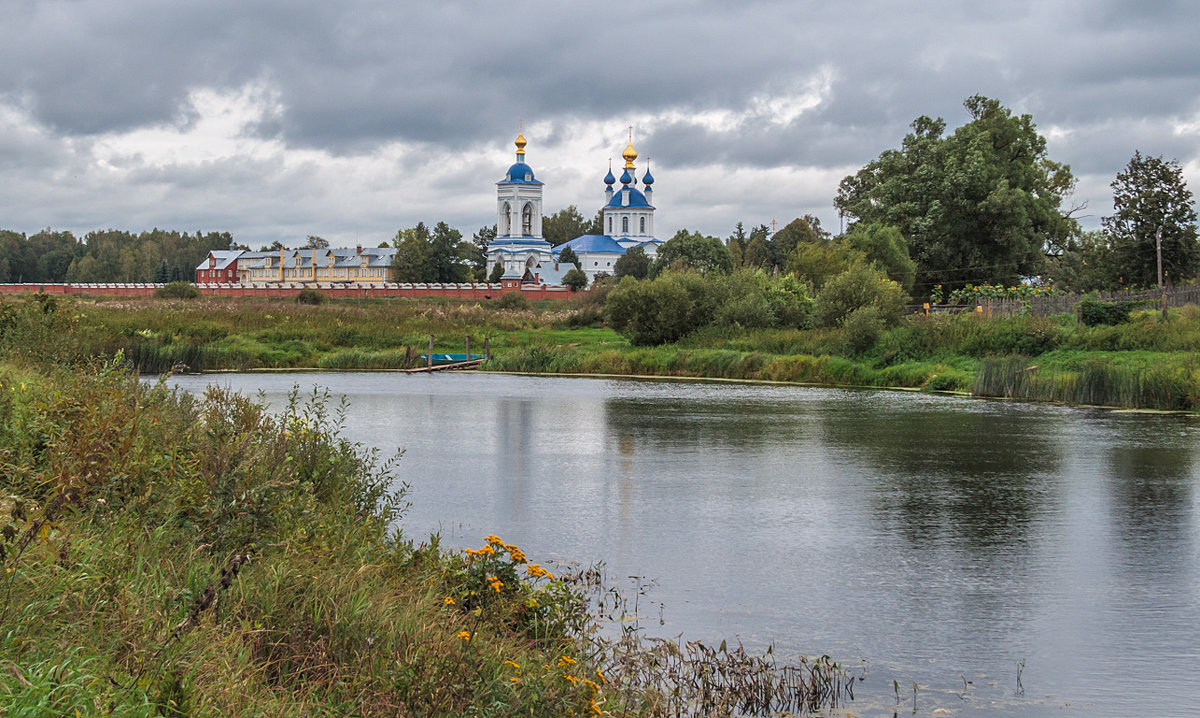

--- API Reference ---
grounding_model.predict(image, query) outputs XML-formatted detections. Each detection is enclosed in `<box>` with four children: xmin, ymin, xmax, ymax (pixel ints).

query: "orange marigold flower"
<box><xmin>443</xmin><ymin>596</ymin><xmax>456</xmax><ymax>605</ymax></box>
<box><xmin>457</xmin><ymin>631</ymin><xmax>471</xmax><ymax>641</ymax></box>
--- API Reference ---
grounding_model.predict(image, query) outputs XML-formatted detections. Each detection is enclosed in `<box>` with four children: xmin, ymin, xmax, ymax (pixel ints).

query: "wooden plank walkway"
<box><xmin>402</xmin><ymin>358</ymin><xmax>487</xmax><ymax>373</ymax></box>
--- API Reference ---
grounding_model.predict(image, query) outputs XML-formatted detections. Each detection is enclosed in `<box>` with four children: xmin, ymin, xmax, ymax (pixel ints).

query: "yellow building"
<box><xmin>234</xmin><ymin>246</ymin><xmax>397</xmax><ymax>285</ymax></box>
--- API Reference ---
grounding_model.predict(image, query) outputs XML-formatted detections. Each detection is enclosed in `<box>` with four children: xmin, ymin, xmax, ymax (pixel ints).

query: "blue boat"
<box><xmin>418</xmin><ymin>353</ymin><xmax>487</xmax><ymax>366</ymax></box>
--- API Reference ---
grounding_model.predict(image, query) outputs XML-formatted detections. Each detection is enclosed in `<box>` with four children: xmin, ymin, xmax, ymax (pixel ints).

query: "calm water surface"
<box><xmin>167</xmin><ymin>372</ymin><xmax>1200</xmax><ymax>717</ymax></box>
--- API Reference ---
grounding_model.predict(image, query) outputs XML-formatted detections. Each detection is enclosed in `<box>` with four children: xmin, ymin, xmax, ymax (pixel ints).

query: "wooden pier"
<box><xmin>403</xmin><ymin>335</ymin><xmax>490</xmax><ymax>373</ymax></box>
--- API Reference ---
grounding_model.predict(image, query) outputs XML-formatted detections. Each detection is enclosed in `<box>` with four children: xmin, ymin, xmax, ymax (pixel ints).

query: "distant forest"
<box><xmin>0</xmin><ymin>228</ymin><xmax>233</xmax><ymax>283</ymax></box>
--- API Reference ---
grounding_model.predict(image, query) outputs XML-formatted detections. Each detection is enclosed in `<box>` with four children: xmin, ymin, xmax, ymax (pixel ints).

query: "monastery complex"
<box><xmin>192</xmin><ymin>131</ymin><xmax>663</xmax><ymax>289</ymax></box>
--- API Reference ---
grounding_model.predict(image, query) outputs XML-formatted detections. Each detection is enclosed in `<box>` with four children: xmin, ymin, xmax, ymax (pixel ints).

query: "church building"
<box><xmin>483</xmin><ymin>131</ymin><xmax>563</xmax><ymax>285</ymax></box>
<box><xmin>485</xmin><ymin>130</ymin><xmax>663</xmax><ymax>286</ymax></box>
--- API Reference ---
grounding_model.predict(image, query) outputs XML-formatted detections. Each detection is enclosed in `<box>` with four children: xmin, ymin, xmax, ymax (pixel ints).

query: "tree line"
<box><xmin>0</xmin><ymin>228</ymin><xmax>233</xmax><ymax>284</ymax></box>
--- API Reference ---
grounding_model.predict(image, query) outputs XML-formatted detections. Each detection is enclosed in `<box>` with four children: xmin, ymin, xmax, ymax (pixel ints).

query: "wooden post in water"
<box><xmin>404</xmin><ymin>345</ymin><xmax>411</xmax><ymax>369</ymax></box>
<box><xmin>428</xmin><ymin>335</ymin><xmax>433</xmax><ymax>370</ymax></box>
<box><xmin>465</xmin><ymin>335</ymin><xmax>470</xmax><ymax>360</ymax></box>
<box><xmin>485</xmin><ymin>336</ymin><xmax>491</xmax><ymax>360</ymax></box>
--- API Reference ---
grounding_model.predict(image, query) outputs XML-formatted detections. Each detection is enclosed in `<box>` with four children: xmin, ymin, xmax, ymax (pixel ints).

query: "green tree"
<box><xmin>743</xmin><ymin>234</ymin><xmax>772</xmax><ymax>270</ymax></box>
<box><xmin>785</xmin><ymin>241</ymin><xmax>866</xmax><ymax>290</ymax></box>
<box><xmin>429</xmin><ymin>221</ymin><xmax>469</xmax><ymax>283</ymax></box>
<box><xmin>472</xmin><ymin>224</ymin><xmax>496</xmax><ymax>254</ymax></box>
<box><xmin>562</xmin><ymin>267</ymin><xmax>588</xmax><ymax>291</ymax></box>
<box><xmin>390</xmin><ymin>223</ymin><xmax>432</xmax><ymax>282</ymax></box>
<box><xmin>770</xmin><ymin>216</ymin><xmax>828</xmax><ymax>270</ymax></box>
<box><xmin>726</xmin><ymin>222</ymin><xmax>747</xmax><ymax>267</ymax></box>
<box><xmin>488</xmin><ymin>261</ymin><xmax>506</xmax><ymax>283</ymax></box>
<box><xmin>614</xmin><ymin>246</ymin><xmax>650</xmax><ymax>279</ymax></box>
<box><xmin>153</xmin><ymin>259</ymin><xmax>171</xmax><ymax>283</ymax></box>
<box><xmin>557</xmin><ymin>245</ymin><xmax>581</xmax><ymax>269</ymax></box>
<box><xmin>1044</xmin><ymin>230</ymin><xmax>1119</xmax><ymax>291</ymax></box>
<box><xmin>650</xmin><ymin>230</ymin><xmax>733</xmax><ymax>277</ymax></box>
<box><xmin>302</xmin><ymin>235</ymin><xmax>330</xmax><ymax>249</ymax></box>
<box><xmin>542</xmin><ymin>205</ymin><xmax>592</xmax><ymax>246</ymax></box>
<box><xmin>844</xmin><ymin>222</ymin><xmax>917</xmax><ymax>292</ymax></box>
<box><xmin>1102</xmin><ymin>151</ymin><xmax>1199</xmax><ymax>287</ymax></box>
<box><xmin>835</xmin><ymin>95</ymin><xmax>1077</xmax><ymax>295</ymax></box>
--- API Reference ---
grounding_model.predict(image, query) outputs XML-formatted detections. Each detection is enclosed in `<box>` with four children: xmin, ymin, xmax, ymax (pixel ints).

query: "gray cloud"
<box><xmin>1</xmin><ymin>0</ymin><xmax>1198</xmax><ymax>243</ymax></box>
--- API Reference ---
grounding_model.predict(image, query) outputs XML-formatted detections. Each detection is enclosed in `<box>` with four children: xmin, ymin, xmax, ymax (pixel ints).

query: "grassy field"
<box><xmin>9</xmin><ymin>291</ymin><xmax>1200</xmax><ymax>410</ymax></box>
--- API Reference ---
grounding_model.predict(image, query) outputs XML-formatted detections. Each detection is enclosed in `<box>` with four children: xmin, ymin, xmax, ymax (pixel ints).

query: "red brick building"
<box><xmin>195</xmin><ymin>250</ymin><xmax>242</xmax><ymax>283</ymax></box>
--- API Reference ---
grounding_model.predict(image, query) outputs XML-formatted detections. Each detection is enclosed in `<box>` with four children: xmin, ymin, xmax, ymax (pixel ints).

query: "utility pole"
<box><xmin>1157</xmin><ymin>227</ymin><xmax>1167</xmax><ymax>321</ymax></box>
<box><xmin>1156</xmin><ymin>226</ymin><xmax>1163</xmax><ymax>289</ymax></box>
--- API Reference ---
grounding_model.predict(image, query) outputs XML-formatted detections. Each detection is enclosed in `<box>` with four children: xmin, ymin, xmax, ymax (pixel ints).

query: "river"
<box><xmin>166</xmin><ymin>371</ymin><xmax>1200</xmax><ymax>717</ymax></box>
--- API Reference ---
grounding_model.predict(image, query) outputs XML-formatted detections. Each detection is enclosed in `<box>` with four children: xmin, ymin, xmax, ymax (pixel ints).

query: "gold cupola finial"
<box><xmin>515</xmin><ymin>121</ymin><xmax>527</xmax><ymax>155</ymax></box>
<box><xmin>622</xmin><ymin>125</ymin><xmax>638</xmax><ymax>169</ymax></box>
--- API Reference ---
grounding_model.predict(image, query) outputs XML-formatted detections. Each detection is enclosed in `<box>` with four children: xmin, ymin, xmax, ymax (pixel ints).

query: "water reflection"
<box><xmin>816</xmin><ymin>396</ymin><xmax>1062</xmax><ymax>553</ymax></box>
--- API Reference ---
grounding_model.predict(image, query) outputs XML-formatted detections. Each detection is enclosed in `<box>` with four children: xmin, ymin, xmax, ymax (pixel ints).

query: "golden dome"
<box><xmin>515</xmin><ymin>131</ymin><xmax>527</xmax><ymax>153</ymax></box>
<box><xmin>622</xmin><ymin>140</ymin><xmax>637</xmax><ymax>168</ymax></box>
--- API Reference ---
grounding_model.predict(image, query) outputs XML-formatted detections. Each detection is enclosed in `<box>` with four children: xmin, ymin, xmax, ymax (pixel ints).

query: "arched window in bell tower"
<box><xmin>622</xmin><ymin>216</ymin><xmax>629</xmax><ymax>234</ymax></box>
<box><xmin>639</xmin><ymin>216</ymin><xmax>645</xmax><ymax>234</ymax></box>
<box><xmin>522</xmin><ymin>203</ymin><xmax>533</xmax><ymax>235</ymax></box>
<box><xmin>501</xmin><ymin>202</ymin><xmax>511</xmax><ymax>235</ymax></box>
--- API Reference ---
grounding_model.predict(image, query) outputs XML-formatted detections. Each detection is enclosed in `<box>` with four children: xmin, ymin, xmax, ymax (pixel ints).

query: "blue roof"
<box><xmin>619</xmin><ymin>168</ymin><xmax>633</xmax><ymax>185</ymax></box>
<box><xmin>603</xmin><ymin>186</ymin><xmax>655</xmax><ymax>209</ymax></box>
<box><xmin>557</xmin><ymin>234</ymin><xmax>627</xmax><ymax>254</ymax></box>
<box><xmin>631</xmin><ymin>239</ymin><xmax>664</xmax><ymax>249</ymax></box>
<box><xmin>642</xmin><ymin>168</ymin><xmax>654</xmax><ymax>185</ymax></box>
<box><xmin>603</xmin><ymin>168</ymin><xmax>616</xmax><ymax>185</ymax></box>
<box><xmin>499</xmin><ymin>162</ymin><xmax>543</xmax><ymax>185</ymax></box>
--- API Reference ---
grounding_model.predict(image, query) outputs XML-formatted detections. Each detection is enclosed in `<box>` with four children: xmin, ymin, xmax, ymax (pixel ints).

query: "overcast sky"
<box><xmin>2</xmin><ymin>0</ymin><xmax>1198</xmax><ymax>248</ymax></box>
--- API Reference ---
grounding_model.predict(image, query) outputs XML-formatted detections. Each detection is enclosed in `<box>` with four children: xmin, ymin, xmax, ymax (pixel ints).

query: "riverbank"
<box><xmin>0</xmin><ymin>296</ymin><xmax>854</xmax><ymax>715</ymax></box>
<box><xmin>11</xmin><ymin>292</ymin><xmax>1200</xmax><ymax>410</ymax></box>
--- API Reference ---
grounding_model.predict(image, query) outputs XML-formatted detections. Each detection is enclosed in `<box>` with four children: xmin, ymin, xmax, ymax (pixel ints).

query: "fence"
<box><xmin>0</xmin><ymin>282</ymin><xmax>575</xmax><ymax>301</ymax></box>
<box><xmin>927</xmin><ymin>286</ymin><xmax>1200</xmax><ymax>318</ymax></box>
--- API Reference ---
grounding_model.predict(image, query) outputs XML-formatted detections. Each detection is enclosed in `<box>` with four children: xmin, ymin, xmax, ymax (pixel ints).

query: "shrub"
<box><xmin>714</xmin><ymin>271</ymin><xmax>776</xmax><ymax>328</ymax></box>
<box><xmin>1079</xmin><ymin>298</ymin><xmax>1140</xmax><ymax>326</ymax></box>
<box><xmin>492</xmin><ymin>290</ymin><xmax>530</xmax><ymax>310</ymax></box>
<box><xmin>812</xmin><ymin>264</ymin><xmax>908</xmax><ymax>328</ymax></box>
<box><xmin>604</xmin><ymin>272</ymin><xmax>721</xmax><ymax>345</ymax></box>
<box><xmin>841</xmin><ymin>305</ymin><xmax>883</xmax><ymax>354</ymax></box>
<box><xmin>296</xmin><ymin>288</ymin><xmax>327</xmax><ymax>305</ymax></box>
<box><xmin>710</xmin><ymin>271</ymin><xmax>812</xmax><ymax>330</ymax></box>
<box><xmin>766</xmin><ymin>274</ymin><xmax>813</xmax><ymax>329</ymax></box>
<box><xmin>154</xmin><ymin>282</ymin><xmax>200</xmax><ymax>299</ymax></box>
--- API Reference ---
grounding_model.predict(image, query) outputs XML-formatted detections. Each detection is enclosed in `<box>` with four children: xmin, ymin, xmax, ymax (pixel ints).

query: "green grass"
<box><xmin>9</xmin><ymin>292</ymin><xmax>1200</xmax><ymax>409</ymax></box>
